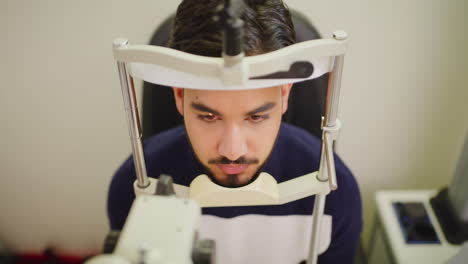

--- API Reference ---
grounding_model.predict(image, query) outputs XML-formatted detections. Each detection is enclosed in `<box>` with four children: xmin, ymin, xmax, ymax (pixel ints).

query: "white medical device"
<box><xmin>89</xmin><ymin>1</ymin><xmax>349</xmax><ymax>263</ymax></box>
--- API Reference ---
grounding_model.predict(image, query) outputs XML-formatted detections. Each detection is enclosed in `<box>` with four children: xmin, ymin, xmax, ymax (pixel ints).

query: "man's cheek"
<box><xmin>194</xmin><ymin>135</ymin><xmax>214</xmax><ymax>160</ymax></box>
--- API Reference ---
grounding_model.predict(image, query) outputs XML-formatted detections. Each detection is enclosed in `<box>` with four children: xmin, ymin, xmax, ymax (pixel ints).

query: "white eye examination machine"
<box><xmin>87</xmin><ymin>1</ymin><xmax>349</xmax><ymax>263</ymax></box>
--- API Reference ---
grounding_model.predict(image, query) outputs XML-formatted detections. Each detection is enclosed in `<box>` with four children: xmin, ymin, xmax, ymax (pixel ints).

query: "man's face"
<box><xmin>173</xmin><ymin>85</ymin><xmax>292</xmax><ymax>187</ymax></box>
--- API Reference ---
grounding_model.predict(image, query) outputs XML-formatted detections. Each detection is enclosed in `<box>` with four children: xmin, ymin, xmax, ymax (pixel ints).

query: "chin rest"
<box><xmin>134</xmin><ymin>172</ymin><xmax>331</xmax><ymax>207</ymax></box>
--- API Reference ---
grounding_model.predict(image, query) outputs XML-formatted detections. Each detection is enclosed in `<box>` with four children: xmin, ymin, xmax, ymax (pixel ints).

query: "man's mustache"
<box><xmin>208</xmin><ymin>156</ymin><xmax>259</xmax><ymax>165</ymax></box>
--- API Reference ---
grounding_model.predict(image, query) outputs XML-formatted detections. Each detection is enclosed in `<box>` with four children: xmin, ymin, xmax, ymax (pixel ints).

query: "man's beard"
<box><xmin>184</xmin><ymin>130</ymin><xmax>280</xmax><ymax>188</ymax></box>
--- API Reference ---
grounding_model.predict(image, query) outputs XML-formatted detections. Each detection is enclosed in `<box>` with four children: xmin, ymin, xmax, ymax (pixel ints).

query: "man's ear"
<box><xmin>172</xmin><ymin>87</ymin><xmax>184</xmax><ymax>116</ymax></box>
<box><xmin>281</xmin><ymin>83</ymin><xmax>293</xmax><ymax>114</ymax></box>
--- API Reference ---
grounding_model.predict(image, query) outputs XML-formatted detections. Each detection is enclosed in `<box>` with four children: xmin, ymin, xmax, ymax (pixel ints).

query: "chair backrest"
<box><xmin>142</xmin><ymin>10</ymin><xmax>328</xmax><ymax>140</ymax></box>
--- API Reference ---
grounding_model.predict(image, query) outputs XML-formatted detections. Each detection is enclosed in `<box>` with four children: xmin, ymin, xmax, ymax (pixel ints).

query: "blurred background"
<box><xmin>2</xmin><ymin>0</ymin><xmax>467</xmax><ymax>261</ymax></box>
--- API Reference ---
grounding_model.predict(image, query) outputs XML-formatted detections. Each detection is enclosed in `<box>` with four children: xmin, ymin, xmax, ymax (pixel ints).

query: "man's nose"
<box><xmin>218</xmin><ymin>124</ymin><xmax>248</xmax><ymax>161</ymax></box>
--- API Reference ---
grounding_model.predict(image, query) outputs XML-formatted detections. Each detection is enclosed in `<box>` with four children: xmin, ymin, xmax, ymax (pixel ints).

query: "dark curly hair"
<box><xmin>169</xmin><ymin>0</ymin><xmax>296</xmax><ymax>57</ymax></box>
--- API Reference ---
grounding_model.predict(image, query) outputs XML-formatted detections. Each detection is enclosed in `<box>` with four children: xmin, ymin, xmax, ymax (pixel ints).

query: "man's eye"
<box><xmin>247</xmin><ymin>114</ymin><xmax>268</xmax><ymax>123</ymax></box>
<box><xmin>198</xmin><ymin>114</ymin><xmax>219</xmax><ymax>122</ymax></box>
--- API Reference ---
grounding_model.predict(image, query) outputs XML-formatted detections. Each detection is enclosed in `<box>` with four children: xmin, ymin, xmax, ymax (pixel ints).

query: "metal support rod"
<box><xmin>114</xmin><ymin>38</ymin><xmax>150</xmax><ymax>188</ymax></box>
<box><xmin>316</xmin><ymin>132</ymin><xmax>338</xmax><ymax>190</ymax></box>
<box><xmin>317</xmin><ymin>143</ymin><xmax>329</xmax><ymax>182</ymax></box>
<box><xmin>317</xmin><ymin>30</ymin><xmax>347</xmax><ymax>182</ymax></box>
<box><xmin>324</xmin><ymin>133</ymin><xmax>337</xmax><ymax>190</ymax></box>
<box><xmin>323</xmin><ymin>30</ymin><xmax>347</xmax><ymax>127</ymax></box>
<box><xmin>324</xmin><ymin>59</ymin><xmax>344</xmax><ymax>127</ymax></box>
<box><xmin>307</xmin><ymin>193</ymin><xmax>327</xmax><ymax>264</ymax></box>
<box><xmin>308</xmin><ymin>31</ymin><xmax>348</xmax><ymax>264</ymax></box>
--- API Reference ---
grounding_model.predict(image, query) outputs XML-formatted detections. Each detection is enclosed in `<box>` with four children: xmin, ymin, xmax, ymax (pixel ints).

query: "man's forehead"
<box><xmin>184</xmin><ymin>86</ymin><xmax>281</xmax><ymax>101</ymax></box>
<box><xmin>184</xmin><ymin>88</ymin><xmax>281</xmax><ymax>115</ymax></box>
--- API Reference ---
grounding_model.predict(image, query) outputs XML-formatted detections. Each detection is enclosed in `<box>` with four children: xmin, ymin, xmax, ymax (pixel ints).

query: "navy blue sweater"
<box><xmin>108</xmin><ymin>123</ymin><xmax>362</xmax><ymax>263</ymax></box>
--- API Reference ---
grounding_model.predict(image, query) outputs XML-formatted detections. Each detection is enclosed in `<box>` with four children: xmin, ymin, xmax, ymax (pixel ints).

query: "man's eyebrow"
<box><xmin>191</xmin><ymin>102</ymin><xmax>221</xmax><ymax>116</ymax></box>
<box><xmin>246</xmin><ymin>102</ymin><xmax>276</xmax><ymax>115</ymax></box>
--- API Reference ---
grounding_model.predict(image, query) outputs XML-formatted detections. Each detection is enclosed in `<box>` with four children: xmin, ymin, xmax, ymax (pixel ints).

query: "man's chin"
<box><xmin>208</xmin><ymin>170</ymin><xmax>259</xmax><ymax>188</ymax></box>
<box><xmin>197</xmin><ymin>161</ymin><xmax>266</xmax><ymax>188</ymax></box>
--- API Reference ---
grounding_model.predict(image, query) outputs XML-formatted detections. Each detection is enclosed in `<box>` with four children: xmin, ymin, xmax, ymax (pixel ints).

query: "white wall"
<box><xmin>2</xmin><ymin>0</ymin><xmax>180</xmax><ymax>255</ymax></box>
<box><xmin>2</xmin><ymin>0</ymin><xmax>467</xmax><ymax>257</ymax></box>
